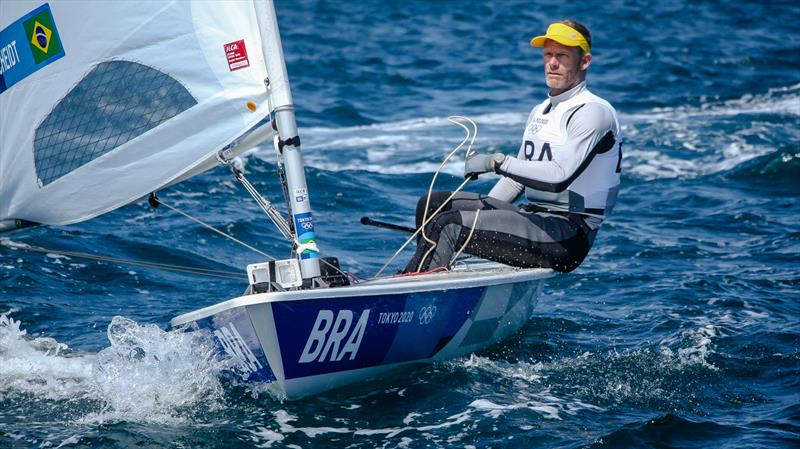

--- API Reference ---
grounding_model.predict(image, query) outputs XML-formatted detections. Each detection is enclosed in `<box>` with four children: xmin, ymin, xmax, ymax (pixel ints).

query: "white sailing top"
<box><xmin>489</xmin><ymin>81</ymin><xmax>622</xmax><ymax>227</ymax></box>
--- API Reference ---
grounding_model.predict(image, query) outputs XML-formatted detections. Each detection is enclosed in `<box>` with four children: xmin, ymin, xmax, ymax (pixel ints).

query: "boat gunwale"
<box><xmin>170</xmin><ymin>266</ymin><xmax>553</xmax><ymax>327</ymax></box>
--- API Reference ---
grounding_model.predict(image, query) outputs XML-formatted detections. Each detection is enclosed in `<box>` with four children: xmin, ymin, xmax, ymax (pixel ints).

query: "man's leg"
<box><xmin>404</xmin><ymin>192</ymin><xmax>518</xmax><ymax>273</ymax></box>
<box><xmin>405</xmin><ymin>207</ymin><xmax>593</xmax><ymax>273</ymax></box>
<box><xmin>413</xmin><ymin>191</ymin><xmax>516</xmax><ymax>229</ymax></box>
<box><xmin>457</xmin><ymin>210</ymin><xmax>594</xmax><ymax>272</ymax></box>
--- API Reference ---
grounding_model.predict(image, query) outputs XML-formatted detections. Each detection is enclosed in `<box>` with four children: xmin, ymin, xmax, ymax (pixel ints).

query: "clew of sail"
<box><xmin>0</xmin><ymin>0</ymin><xmax>277</xmax><ymax>228</ymax></box>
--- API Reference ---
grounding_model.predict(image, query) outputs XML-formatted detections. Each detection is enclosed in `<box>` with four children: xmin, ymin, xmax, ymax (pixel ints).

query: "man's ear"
<box><xmin>581</xmin><ymin>53</ymin><xmax>592</xmax><ymax>71</ymax></box>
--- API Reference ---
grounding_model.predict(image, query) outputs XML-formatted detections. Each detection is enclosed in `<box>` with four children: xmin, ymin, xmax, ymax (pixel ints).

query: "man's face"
<box><xmin>542</xmin><ymin>39</ymin><xmax>590</xmax><ymax>95</ymax></box>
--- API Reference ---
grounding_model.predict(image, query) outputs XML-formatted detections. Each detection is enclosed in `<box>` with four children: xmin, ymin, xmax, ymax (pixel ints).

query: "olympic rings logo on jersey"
<box><xmin>527</xmin><ymin>122</ymin><xmax>542</xmax><ymax>135</ymax></box>
<box><xmin>418</xmin><ymin>306</ymin><xmax>437</xmax><ymax>325</ymax></box>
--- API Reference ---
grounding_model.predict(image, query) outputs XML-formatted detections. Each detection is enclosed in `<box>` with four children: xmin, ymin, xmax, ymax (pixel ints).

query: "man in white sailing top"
<box><xmin>404</xmin><ymin>19</ymin><xmax>622</xmax><ymax>273</ymax></box>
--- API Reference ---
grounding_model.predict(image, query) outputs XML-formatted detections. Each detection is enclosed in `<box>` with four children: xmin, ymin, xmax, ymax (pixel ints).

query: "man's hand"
<box><xmin>464</xmin><ymin>152</ymin><xmax>505</xmax><ymax>180</ymax></box>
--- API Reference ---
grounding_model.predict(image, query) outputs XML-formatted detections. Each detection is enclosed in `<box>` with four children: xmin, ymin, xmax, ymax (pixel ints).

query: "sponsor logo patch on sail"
<box><xmin>0</xmin><ymin>3</ymin><xmax>65</xmax><ymax>95</ymax></box>
<box><xmin>224</xmin><ymin>39</ymin><xmax>250</xmax><ymax>71</ymax></box>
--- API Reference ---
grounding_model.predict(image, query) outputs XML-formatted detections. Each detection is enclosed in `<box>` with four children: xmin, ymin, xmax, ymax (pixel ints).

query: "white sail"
<box><xmin>0</xmin><ymin>0</ymin><xmax>275</xmax><ymax>227</ymax></box>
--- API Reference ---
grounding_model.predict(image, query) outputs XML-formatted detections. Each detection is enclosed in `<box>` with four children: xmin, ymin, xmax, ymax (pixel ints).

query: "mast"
<box><xmin>254</xmin><ymin>0</ymin><xmax>322</xmax><ymax>281</ymax></box>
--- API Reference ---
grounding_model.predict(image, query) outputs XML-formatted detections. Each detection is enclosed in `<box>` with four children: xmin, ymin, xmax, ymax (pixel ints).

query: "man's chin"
<box><xmin>546</xmin><ymin>79</ymin><xmax>563</xmax><ymax>90</ymax></box>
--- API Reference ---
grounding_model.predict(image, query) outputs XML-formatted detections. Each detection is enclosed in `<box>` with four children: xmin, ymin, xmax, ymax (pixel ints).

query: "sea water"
<box><xmin>1</xmin><ymin>0</ymin><xmax>798</xmax><ymax>447</ymax></box>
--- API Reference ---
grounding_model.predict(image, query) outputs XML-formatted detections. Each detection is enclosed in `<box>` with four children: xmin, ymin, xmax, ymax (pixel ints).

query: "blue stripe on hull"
<box><xmin>273</xmin><ymin>287</ymin><xmax>484</xmax><ymax>379</ymax></box>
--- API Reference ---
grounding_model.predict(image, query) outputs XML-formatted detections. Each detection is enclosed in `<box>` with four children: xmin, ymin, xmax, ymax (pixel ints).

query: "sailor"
<box><xmin>404</xmin><ymin>19</ymin><xmax>622</xmax><ymax>274</ymax></box>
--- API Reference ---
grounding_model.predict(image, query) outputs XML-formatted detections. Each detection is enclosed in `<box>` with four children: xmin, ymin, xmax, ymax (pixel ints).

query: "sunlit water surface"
<box><xmin>2</xmin><ymin>0</ymin><xmax>799</xmax><ymax>447</ymax></box>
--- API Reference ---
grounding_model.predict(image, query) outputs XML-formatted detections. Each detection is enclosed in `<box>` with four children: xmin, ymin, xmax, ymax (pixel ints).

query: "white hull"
<box><xmin>171</xmin><ymin>264</ymin><xmax>553</xmax><ymax>399</ymax></box>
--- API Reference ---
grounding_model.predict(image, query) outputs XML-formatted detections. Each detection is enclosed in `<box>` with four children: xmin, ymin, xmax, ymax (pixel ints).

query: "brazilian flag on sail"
<box><xmin>0</xmin><ymin>3</ymin><xmax>64</xmax><ymax>94</ymax></box>
<box><xmin>23</xmin><ymin>6</ymin><xmax>63</xmax><ymax>65</ymax></box>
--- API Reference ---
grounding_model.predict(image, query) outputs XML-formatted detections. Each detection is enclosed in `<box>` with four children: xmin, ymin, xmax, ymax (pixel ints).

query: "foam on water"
<box><xmin>303</xmin><ymin>112</ymin><xmax>528</xmax><ymax>135</ymax></box>
<box><xmin>445</xmin><ymin>315</ymin><xmax>726</xmax><ymax>415</ymax></box>
<box><xmin>0</xmin><ymin>313</ymin><xmax>92</xmax><ymax>401</ymax></box>
<box><xmin>244</xmin><ymin>85</ymin><xmax>798</xmax><ymax>181</ymax></box>
<box><xmin>660</xmin><ymin>323</ymin><xmax>720</xmax><ymax>370</ymax></box>
<box><xmin>83</xmin><ymin>316</ymin><xmax>228</xmax><ymax>424</ymax></box>
<box><xmin>456</xmin><ymin>355</ymin><xmax>606</xmax><ymax>418</ymax></box>
<box><xmin>246</xmin><ymin>405</ymin><xmax>477</xmax><ymax>447</ymax></box>
<box><xmin>0</xmin><ymin>313</ymin><xmax>228</xmax><ymax>426</ymax></box>
<box><xmin>620</xmin><ymin>84</ymin><xmax>799</xmax><ymax>179</ymax></box>
<box><xmin>623</xmin><ymin>83</ymin><xmax>800</xmax><ymax>121</ymax></box>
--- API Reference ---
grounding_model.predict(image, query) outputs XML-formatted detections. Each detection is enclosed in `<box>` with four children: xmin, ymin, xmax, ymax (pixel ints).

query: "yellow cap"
<box><xmin>530</xmin><ymin>22</ymin><xmax>590</xmax><ymax>54</ymax></box>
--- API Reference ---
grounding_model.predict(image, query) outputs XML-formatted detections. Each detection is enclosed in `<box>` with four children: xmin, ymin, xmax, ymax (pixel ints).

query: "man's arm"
<box><xmin>488</xmin><ymin>176</ymin><xmax>524</xmax><ymax>202</ymax></box>
<box><xmin>495</xmin><ymin>103</ymin><xmax>616</xmax><ymax>193</ymax></box>
<box><xmin>486</xmin><ymin>107</ymin><xmax>538</xmax><ymax>203</ymax></box>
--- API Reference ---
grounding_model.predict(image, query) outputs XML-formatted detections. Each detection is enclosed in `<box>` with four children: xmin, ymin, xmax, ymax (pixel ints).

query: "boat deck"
<box><xmin>171</xmin><ymin>263</ymin><xmax>553</xmax><ymax>327</ymax></box>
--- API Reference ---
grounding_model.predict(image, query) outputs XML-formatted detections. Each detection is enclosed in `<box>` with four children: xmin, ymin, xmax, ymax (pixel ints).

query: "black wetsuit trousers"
<box><xmin>403</xmin><ymin>191</ymin><xmax>596</xmax><ymax>273</ymax></box>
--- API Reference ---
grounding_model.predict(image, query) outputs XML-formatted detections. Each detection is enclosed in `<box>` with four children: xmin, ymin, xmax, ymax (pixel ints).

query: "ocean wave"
<box><xmin>0</xmin><ymin>313</ymin><xmax>228</xmax><ymax>426</ymax></box>
<box><xmin>622</xmin><ymin>140</ymin><xmax>775</xmax><ymax>181</ymax></box>
<box><xmin>621</xmin><ymin>83</ymin><xmax>800</xmax><ymax>122</ymax></box>
<box><xmin>620</xmin><ymin>84</ymin><xmax>799</xmax><ymax>180</ymax></box>
<box><xmin>589</xmin><ymin>413</ymin><xmax>744</xmax><ymax>448</ymax></box>
<box><xmin>304</xmin><ymin>112</ymin><xmax>528</xmax><ymax>135</ymax></box>
<box><xmin>445</xmin><ymin>317</ymin><xmax>724</xmax><ymax>414</ymax></box>
<box><xmin>244</xmin><ymin>85</ymin><xmax>797</xmax><ymax>182</ymax></box>
<box><xmin>723</xmin><ymin>149</ymin><xmax>800</xmax><ymax>182</ymax></box>
<box><xmin>0</xmin><ymin>313</ymin><xmax>92</xmax><ymax>401</ymax></box>
<box><xmin>245</xmin><ymin>382</ymin><xmax>593</xmax><ymax>448</ymax></box>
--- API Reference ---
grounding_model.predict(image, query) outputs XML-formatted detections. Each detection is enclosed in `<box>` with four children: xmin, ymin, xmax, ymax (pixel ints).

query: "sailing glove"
<box><xmin>464</xmin><ymin>152</ymin><xmax>505</xmax><ymax>179</ymax></box>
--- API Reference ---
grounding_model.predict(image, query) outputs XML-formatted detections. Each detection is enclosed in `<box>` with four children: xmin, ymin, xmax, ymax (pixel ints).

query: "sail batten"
<box><xmin>0</xmin><ymin>0</ymin><xmax>275</xmax><ymax>226</ymax></box>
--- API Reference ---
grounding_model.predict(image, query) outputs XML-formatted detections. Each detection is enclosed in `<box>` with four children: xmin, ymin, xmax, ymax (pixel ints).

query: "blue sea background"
<box><xmin>1</xmin><ymin>0</ymin><xmax>799</xmax><ymax>447</ymax></box>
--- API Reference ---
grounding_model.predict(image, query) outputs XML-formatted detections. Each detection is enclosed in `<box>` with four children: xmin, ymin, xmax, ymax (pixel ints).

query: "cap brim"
<box><xmin>531</xmin><ymin>35</ymin><xmax>583</xmax><ymax>49</ymax></box>
<box><xmin>530</xmin><ymin>36</ymin><xmax>547</xmax><ymax>47</ymax></box>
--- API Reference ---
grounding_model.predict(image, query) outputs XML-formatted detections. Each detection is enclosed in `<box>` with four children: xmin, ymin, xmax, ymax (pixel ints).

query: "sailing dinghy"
<box><xmin>0</xmin><ymin>0</ymin><xmax>553</xmax><ymax>399</ymax></box>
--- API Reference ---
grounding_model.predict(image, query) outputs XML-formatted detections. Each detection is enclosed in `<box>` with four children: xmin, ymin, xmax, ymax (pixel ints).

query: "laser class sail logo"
<box><xmin>23</xmin><ymin>6</ymin><xmax>63</xmax><ymax>64</ymax></box>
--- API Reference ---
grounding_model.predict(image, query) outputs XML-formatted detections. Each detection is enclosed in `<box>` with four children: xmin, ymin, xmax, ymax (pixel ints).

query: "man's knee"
<box><xmin>416</xmin><ymin>191</ymin><xmax>453</xmax><ymax>226</ymax></box>
<box><xmin>427</xmin><ymin>210</ymin><xmax>464</xmax><ymax>236</ymax></box>
<box><xmin>427</xmin><ymin>222</ymin><xmax>464</xmax><ymax>268</ymax></box>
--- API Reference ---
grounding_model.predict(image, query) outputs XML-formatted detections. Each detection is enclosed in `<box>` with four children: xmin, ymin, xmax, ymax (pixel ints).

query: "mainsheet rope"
<box><xmin>449</xmin><ymin>208</ymin><xmax>481</xmax><ymax>266</ymax></box>
<box><xmin>373</xmin><ymin>116</ymin><xmax>481</xmax><ymax>277</ymax></box>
